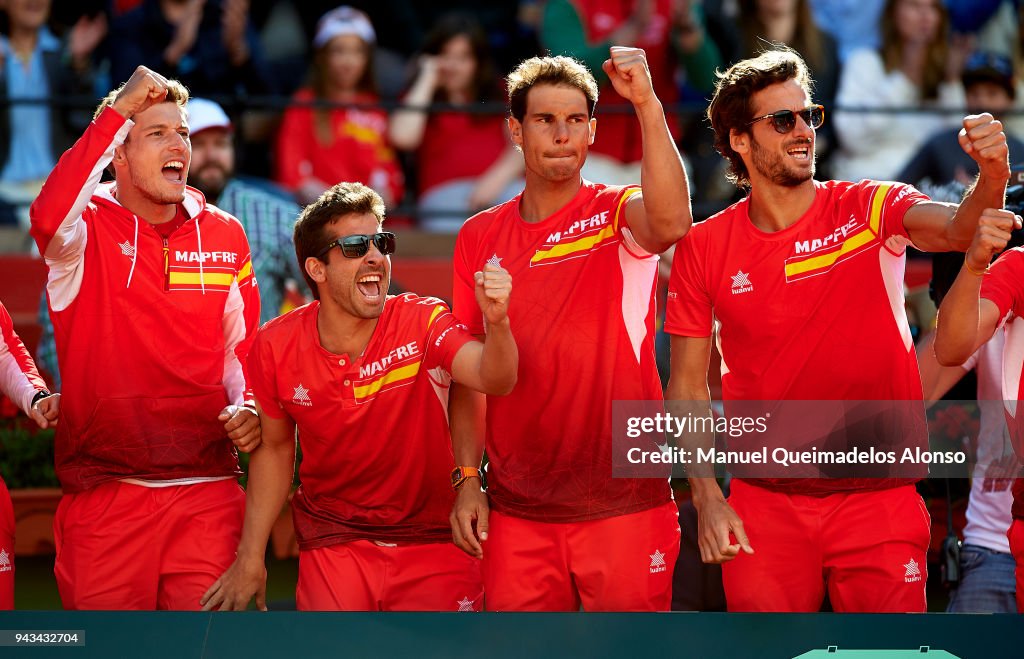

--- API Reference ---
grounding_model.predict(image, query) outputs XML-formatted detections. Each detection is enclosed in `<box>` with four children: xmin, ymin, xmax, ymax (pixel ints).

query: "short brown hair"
<box><xmin>94</xmin><ymin>76</ymin><xmax>190</xmax><ymax>120</ymax></box>
<box><xmin>507</xmin><ymin>55</ymin><xmax>598</xmax><ymax>122</ymax></box>
<box><xmin>707</xmin><ymin>47</ymin><xmax>813</xmax><ymax>188</ymax></box>
<box><xmin>293</xmin><ymin>182</ymin><xmax>386</xmax><ymax>299</ymax></box>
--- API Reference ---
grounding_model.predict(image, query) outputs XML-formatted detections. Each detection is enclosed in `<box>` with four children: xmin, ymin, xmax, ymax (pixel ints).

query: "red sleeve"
<box><xmin>854</xmin><ymin>180</ymin><xmax>930</xmax><ymax>243</ymax></box>
<box><xmin>982</xmin><ymin>247</ymin><xmax>1024</xmax><ymax>322</ymax></box>
<box><xmin>422</xmin><ymin>302</ymin><xmax>475</xmax><ymax>374</ymax></box>
<box><xmin>247</xmin><ymin>330</ymin><xmax>285</xmax><ymax>420</ymax></box>
<box><xmin>0</xmin><ymin>301</ymin><xmax>47</xmax><ymax>414</ymax></box>
<box><xmin>609</xmin><ymin>185</ymin><xmax>650</xmax><ymax>259</ymax></box>
<box><xmin>664</xmin><ymin>228</ymin><xmax>714</xmax><ymax>338</ymax></box>
<box><xmin>29</xmin><ymin>106</ymin><xmax>131</xmax><ymax>256</ymax></box>
<box><xmin>452</xmin><ymin>226</ymin><xmax>484</xmax><ymax>335</ymax></box>
<box><xmin>274</xmin><ymin>102</ymin><xmax>309</xmax><ymax>191</ymax></box>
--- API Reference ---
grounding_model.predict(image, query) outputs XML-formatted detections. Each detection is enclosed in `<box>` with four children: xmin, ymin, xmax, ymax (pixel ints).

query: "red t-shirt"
<box><xmin>418</xmin><ymin>111</ymin><xmax>508</xmax><ymax>195</ymax></box>
<box><xmin>453</xmin><ymin>181</ymin><xmax>672</xmax><ymax>523</ymax></box>
<box><xmin>979</xmin><ymin>247</ymin><xmax>1024</xmax><ymax>520</ymax></box>
<box><xmin>249</xmin><ymin>295</ymin><xmax>474</xmax><ymax>549</ymax></box>
<box><xmin>666</xmin><ymin>179</ymin><xmax>930</xmax><ymax>494</ymax></box>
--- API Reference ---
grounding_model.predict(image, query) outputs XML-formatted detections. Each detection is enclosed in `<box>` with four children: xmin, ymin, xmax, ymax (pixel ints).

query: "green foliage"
<box><xmin>0</xmin><ymin>424</ymin><xmax>58</xmax><ymax>488</ymax></box>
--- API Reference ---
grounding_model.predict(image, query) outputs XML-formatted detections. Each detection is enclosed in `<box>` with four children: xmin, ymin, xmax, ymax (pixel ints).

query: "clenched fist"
<box><xmin>112</xmin><ymin>66</ymin><xmax>175</xmax><ymax>120</ymax></box>
<box><xmin>602</xmin><ymin>46</ymin><xmax>656</xmax><ymax>107</ymax></box>
<box><xmin>964</xmin><ymin>208</ymin><xmax>1023</xmax><ymax>273</ymax></box>
<box><xmin>474</xmin><ymin>263</ymin><xmax>512</xmax><ymax>327</ymax></box>
<box><xmin>958</xmin><ymin>113</ymin><xmax>1010</xmax><ymax>181</ymax></box>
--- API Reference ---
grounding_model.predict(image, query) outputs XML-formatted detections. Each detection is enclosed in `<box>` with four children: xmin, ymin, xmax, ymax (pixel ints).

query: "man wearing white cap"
<box><xmin>187</xmin><ymin>98</ymin><xmax>305</xmax><ymax>324</ymax></box>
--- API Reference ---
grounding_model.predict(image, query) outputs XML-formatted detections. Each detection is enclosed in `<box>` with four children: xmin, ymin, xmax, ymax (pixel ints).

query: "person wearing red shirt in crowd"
<box><xmin>200</xmin><ymin>182</ymin><xmax>518</xmax><ymax>611</ymax></box>
<box><xmin>665</xmin><ymin>47</ymin><xmax>1009</xmax><ymax>612</ymax></box>
<box><xmin>0</xmin><ymin>300</ymin><xmax>60</xmax><ymax>609</ymax></box>
<box><xmin>450</xmin><ymin>48</ymin><xmax>692</xmax><ymax>611</ymax></box>
<box><xmin>540</xmin><ymin>0</ymin><xmax>722</xmax><ymax>184</ymax></box>
<box><xmin>933</xmin><ymin>210</ymin><xmax>1024</xmax><ymax>611</ymax></box>
<box><xmin>390</xmin><ymin>13</ymin><xmax>524</xmax><ymax>232</ymax></box>
<box><xmin>29</xmin><ymin>66</ymin><xmax>262</xmax><ymax>610</ymax></box>
<box><xmin>275</xmin><ymin>7</ymin><xmax>404</xmax><ymax>207</ymax></box>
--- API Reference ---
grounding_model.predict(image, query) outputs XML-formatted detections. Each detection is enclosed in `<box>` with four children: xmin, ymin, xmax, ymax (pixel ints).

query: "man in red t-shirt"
<box><xmin>665</xmin><ymin>48</ymin><xmax>1010</xmax><ymax>612</ymax></box>
<box><xmin>933</xmin><ymin>211</ymin><xmax>1024</xmax><ymax>611</ymax></box>
<box><xmin>450</xmin><ymin>48</ymin><xmax>692</xmax><ymax>611</ymax></box>
<box><xmin>200</xmin><ymin>182</ymin><xmax>517</xmax><ymax>611</ymax></box>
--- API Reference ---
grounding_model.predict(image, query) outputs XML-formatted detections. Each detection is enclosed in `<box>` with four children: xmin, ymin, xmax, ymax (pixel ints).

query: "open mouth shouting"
<box><xmin>356</xmin><ymin>272</ymin><xmax>384</xmax><ymax>302</ymax></box>
<box><xmin>161</xmin><ymin>160</ymin><xmax>186</xmax><ymax>184</ymax></box>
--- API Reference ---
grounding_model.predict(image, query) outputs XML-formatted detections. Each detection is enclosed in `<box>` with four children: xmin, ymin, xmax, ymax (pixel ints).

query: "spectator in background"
<box><xmin>275</xmin><ymin>6</ymin><xmax>404</xmax><ymax>207</ymax></box>
<box><xmin>899</xmin><ymin>51</ymin><xmax>1023</xmax><ymax>202</ymax></box>
<box><xmin>832</xmin><ymin>0</ymin><xmax>964</xmax><ymax>183</ymax></box>
<box><xmin>109</xmin><ymin>0</ymin><xmax>273</xmax><ymax>98</ymax></box>
<box><xmin>540</xmin><ymin>0</ymin><xmax>722</xmax><ymax>185</ymax></box>
<box><xmin>807</xmin><ymin>0</ymin><xmax>884</xmax><ymax>63</ymax></box>
<box><xmin>389</xmin><ymin>14</ymin><xmax>523</xmax><ymax>232</ymax></box>
<box><xmin>0</xmin><ymin>0</ymin><xmax>104</xmax><ymax>226</ymax></box>
<box><xmin>186</xmin><ymin>99</ymin><xmax>305</xmax><ymax>323</ymax></box>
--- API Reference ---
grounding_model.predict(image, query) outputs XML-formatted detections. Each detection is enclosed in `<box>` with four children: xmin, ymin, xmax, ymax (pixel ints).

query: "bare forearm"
<box><xmin>934</xmin><ymin>268</ymin><xmax>985</xmax><ymax>365</ymax></box>
<box><xmin>449</xmin><ymin>384</ymin><xmax>485</xmax><ymax>467</ymax></box>
<box><xmin>389</xmin><ymin>74</ymin><xmax>435</xmax><ymax>150</ymax></box>
<box><xmin>637</xmin><ymin>99</ymin><xmax>691</xmax><ymax>247</ymax></box>
<box><xmin>947</xmin><ymin>176</ymin><xmax>1008</xmax><ymax>250</ymax></box>
<box><xmin>665</xmin><ymin>380</ymin><xmax>716</xmax><ymax>482</ymax></box>
<box><xmin>236</xmin><ymin>438</ymin><xmax>295</xmax><ymax>562</ymax></box>
<box><xmin>478</xmin><ymin>319</ymin><xmax>517</xmax><ymax>395</ymax></box>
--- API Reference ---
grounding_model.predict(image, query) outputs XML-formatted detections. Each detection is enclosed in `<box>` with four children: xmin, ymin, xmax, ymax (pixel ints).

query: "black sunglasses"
<box><xmin>747</xmin><ymin>105</ymin><xmax>825</xmax><ymax>134</ymax></box>
<box><xmin>317</xmin><ymin>232</ymin><xmax>396</xmax><ymax>259</ymax></box>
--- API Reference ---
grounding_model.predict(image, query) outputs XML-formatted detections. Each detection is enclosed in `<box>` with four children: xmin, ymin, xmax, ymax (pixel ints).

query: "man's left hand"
<box><xmin>219</xmin><ymin>405</ymin><xmax>261</xmax><ymax>453</ymax></box>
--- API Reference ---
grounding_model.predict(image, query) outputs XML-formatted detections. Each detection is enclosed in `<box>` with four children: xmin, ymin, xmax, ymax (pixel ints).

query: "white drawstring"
<box><xmin>126</xmin><ymin>214</ymin><xmax>139</xmax><ymax>288</ymax></box>
<box><xmin>195</xmin><ymin>215</ymin><xmax>205</xmax><ymax>294</ymax></box>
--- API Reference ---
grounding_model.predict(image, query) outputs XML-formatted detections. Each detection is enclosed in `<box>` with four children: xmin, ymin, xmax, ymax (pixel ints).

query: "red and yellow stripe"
<box><xmin>529</xmin><ymin>188</ymin><xmax>640</xmax><ymax>266</ymax></box>
<box><xmin>784</xmin><ymin>184</ymin><xmax>892</xmax><ymax>282</ymax></box>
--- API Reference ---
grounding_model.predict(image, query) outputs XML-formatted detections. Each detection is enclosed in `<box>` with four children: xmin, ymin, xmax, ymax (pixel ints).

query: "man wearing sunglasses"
<box><xmin>665</xmin><ymin>47</ymin><xmax>1010</xmax><ymax>612</ymax></box>
<box><xmin>201</xmin><ymin>182</ymin><xmax>518</xmax><ymax>611</ymax></box>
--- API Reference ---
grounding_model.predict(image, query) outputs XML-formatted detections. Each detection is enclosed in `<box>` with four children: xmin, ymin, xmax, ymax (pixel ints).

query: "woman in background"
<box><xmin>275</xmin><ymin>6</ymin><xmax>403</xmax><ymax>207</ymax></box>
<box><xmin>832</xmin><ymin>0</ymin><xmax>964</xmax><ymax>183</ymax></box>
<box><xmin>389</xmin><ymin>14</ymin><xmax>522</xmax><ymax>232</ymax></box>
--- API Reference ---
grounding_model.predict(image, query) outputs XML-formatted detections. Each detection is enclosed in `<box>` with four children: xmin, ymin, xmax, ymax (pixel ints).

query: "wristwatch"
<box><xmin>450</xmin><ymin>466</ymin><xmax>482</xmax><ymax>491</ymax></box>
<box><xmin>30</xmin><ymin>390</ymin><xmax>51</xmax><ymax>409</ymax></box>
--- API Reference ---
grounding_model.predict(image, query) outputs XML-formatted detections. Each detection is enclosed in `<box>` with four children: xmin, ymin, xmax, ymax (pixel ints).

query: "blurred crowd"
<box><xmin>1</xmin><ymin>0</ymin><xmax>1023</xmax><ymax>233</ymax></box>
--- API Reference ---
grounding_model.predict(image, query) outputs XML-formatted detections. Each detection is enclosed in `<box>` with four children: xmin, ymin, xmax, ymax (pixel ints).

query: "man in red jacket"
<box><xmin>0</xmin><ymin>299</ymin><xmax>60</xmax><ymax>609</ymax></box>
<box><xmin>29</xmin><ymin>66</ymin><xmax>261</xmax><ymax>610</ymax></box>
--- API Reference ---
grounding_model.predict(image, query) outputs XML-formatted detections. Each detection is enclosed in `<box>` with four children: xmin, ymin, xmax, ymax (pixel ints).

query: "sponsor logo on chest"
<box><xmin>531</xmin><ymin>210</ymin><xmax>616</xmax><ymax>267</ymax></box>
<box><xmin>359</xmin><ymin>340</ymin><xmax>420</xmax><ymax>379</ymax></box>
<box><xmin>793</xmin><ymin>216</ymin><xmax>863</xmax><ymax>255</ymax></box>
<box><xmin>173</xmin><ymin>250</ymin><xmax>238</xmax><ymax>264</ymax></box>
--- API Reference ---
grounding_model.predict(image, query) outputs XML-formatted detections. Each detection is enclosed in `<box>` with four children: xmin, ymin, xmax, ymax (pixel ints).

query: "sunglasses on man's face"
<box><xmin>317</xmin><ymin>232</ymin><xmax>396</xmax><ymax>259</ymax></box>
<box><xmin>747</xmin><ymin>105</ymin><xmax>825</xmax><ymax>134</ymax></box>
